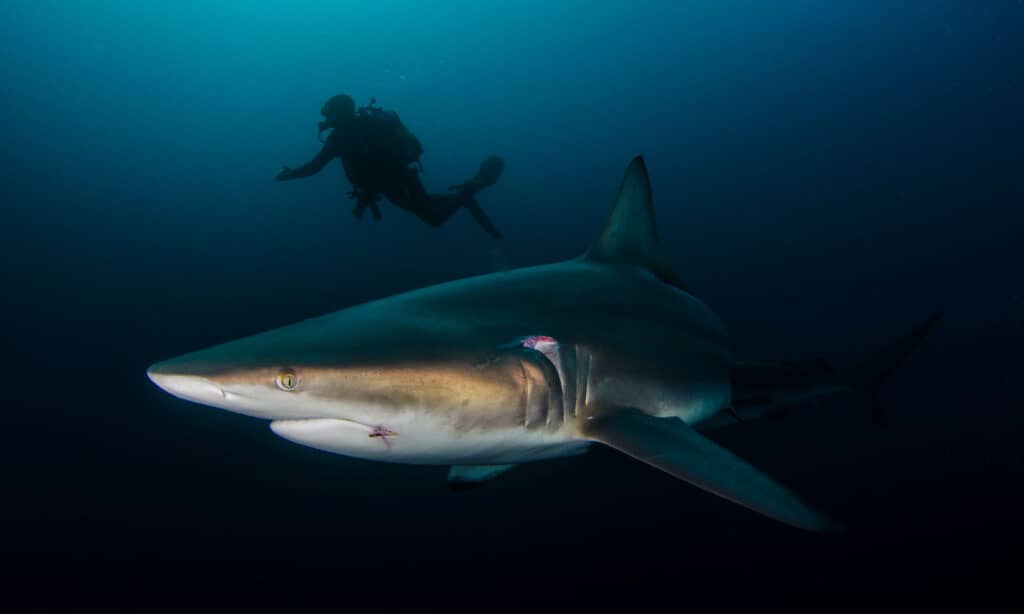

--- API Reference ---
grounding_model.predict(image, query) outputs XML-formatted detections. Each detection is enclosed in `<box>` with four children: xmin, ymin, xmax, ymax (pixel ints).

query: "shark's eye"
<box><xmin>276</xmin><ymin>368</ymin><xmax>298</xmax><ymax>391</ymax></box>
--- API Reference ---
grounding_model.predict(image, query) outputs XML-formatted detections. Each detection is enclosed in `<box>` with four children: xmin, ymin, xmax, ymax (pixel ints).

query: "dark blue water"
<box><xmin>3</xmin><ymin>1</ymin><xmax>1022</xmax><ymax>607</ymax></box>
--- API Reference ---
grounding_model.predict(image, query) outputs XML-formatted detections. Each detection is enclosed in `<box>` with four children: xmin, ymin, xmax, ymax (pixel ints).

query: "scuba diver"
<box><xmin>275</xmin><ymin>94</ymin><xmax>505</xmax><ymax>239</ymax></box>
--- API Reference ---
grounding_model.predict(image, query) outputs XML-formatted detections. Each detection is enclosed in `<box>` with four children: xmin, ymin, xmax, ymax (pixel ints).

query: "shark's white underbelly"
<box><xmin>270</xmin><ymin>413</ymin><xmax>589</xmax><ymax>465</ymax></box>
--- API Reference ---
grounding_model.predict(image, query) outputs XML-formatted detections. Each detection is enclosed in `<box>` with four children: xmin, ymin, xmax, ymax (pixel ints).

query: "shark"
<box><xmin>148</xmin><ymin>156</ymin><xmax>938</xmax><ymax>531</ymax></box>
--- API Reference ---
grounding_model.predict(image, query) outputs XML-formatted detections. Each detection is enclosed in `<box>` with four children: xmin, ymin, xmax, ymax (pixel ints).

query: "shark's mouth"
<box><xmin>270</xmin><ymin>417</ymin><xmax>401</xmax><ymax>451</ymax></box>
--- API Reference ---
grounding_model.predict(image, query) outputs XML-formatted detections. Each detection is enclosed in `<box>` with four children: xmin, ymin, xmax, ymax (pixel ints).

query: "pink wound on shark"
<box><xmin>517</xmin><ymin>336</ymin><xmax>564</xmax><ymax>386</ymax></box>
<box><xmin>521</xmin><ymin>335</ymin><xmax>557</xmax><ymax>350</ymax></box>
<box><xmin>368</xmin><ymin>425</ymin><xmax>398</xmax><ymax>448</ymax></box>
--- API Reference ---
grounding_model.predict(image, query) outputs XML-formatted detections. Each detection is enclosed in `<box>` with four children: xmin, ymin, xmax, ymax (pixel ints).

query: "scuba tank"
<box><xmin>355</xmin><ymin>98</ymin><xmax>424</xmax><ymax>168</ymax></box>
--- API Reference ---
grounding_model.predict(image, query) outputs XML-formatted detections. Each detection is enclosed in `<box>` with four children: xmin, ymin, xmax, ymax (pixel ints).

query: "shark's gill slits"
<box><xmin>558</xmin><ymin>343</ymin><xmax>578</xmax><ymax>418</ymax></box>
<box><xmin>576</xmin><ymin>347</ymin><xmax>592</xmax><ymax>413</ymax></box>
<box><xmin>519</xmin><ymin>353</ymin><xmax>562</xmax><ymax>429</ymax></box>
<box><xmin>492</xmin><ymin>335</ymin><xmax>585</xmax><ymax>429</ymax></box>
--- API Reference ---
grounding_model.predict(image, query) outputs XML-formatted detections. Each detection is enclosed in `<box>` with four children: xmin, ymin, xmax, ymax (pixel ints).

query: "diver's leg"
<box><xmin>383</xmin><ymin>168</ymin><xmax>501</xmax><ymax>238</ymax></box>
<box><xmin>385</xmin><ymin>188</ymin><xmax>490</xmax><ymax>232</ymax></box>
<box><xmin>420</xmin><ymin>192</ymin><xmax>501</xmax><ymax>239</ymax></box>
<box><xmin>382</xmin><ymin>171</ymin><xmax>460</xmax><ymax>227</ymax></box>
<box><xmin>420</xmin><ymin>195</ymin><xmax>465</xmax><ymax>226</ymax></box>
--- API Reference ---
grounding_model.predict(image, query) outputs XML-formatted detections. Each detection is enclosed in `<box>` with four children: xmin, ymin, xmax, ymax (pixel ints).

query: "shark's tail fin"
<box><xmin>844</xmin><ymin>311</ymin><xmax>943</xmax><ymax>425</ymax></box>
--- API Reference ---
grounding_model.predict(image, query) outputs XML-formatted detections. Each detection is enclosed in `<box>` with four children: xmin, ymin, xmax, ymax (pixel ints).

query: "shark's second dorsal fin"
<box><xmin>583</xmin><ymin>156</ymin><xmax>688</xmax><ymax>292</ymax></box>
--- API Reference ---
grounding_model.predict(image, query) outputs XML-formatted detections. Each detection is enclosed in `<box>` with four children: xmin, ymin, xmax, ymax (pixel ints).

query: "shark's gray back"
<box><xmin>362</xmin><ymin>256</ymin><xmax>733</xmax><ymax>426</ymax></box>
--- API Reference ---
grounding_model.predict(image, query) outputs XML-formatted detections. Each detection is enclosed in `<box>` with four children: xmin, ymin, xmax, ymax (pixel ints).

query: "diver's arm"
<box><xmin>275</xmin><ymin>141</ymin><xmax>335</xmax><ymax>181</ymax></box>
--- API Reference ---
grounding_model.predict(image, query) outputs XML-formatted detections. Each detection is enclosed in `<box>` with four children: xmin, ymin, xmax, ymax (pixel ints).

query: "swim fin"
<box><xmin>473</xmin><ymin>155</ymin><xmax>505</xmax><ymax>189</ymax></box>
<box><xmin>464</xmin><ymin>196</ymin><xmax>502</xmax><ymax>240</ymax></box>
<box><xmin>449</xmin><ymin>155</ymin><xmax>505</xmax><ymax>194</ymax></box>
<box><xmin>446</xmin><ymin>156</ymin><xmax>504</xmax><ymax>239</ymax></box>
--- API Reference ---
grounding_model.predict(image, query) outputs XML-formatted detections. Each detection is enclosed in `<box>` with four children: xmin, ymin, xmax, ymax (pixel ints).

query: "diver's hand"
<box><xmin>275</xmin><ymin>165</ymin><xmax>294</xmax><ymax>181</ymax></box>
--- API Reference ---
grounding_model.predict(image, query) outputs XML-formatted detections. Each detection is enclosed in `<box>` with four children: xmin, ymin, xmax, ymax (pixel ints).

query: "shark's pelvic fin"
<box><xmin>447</xmin><ymin>464</ymin><xmax>517</xmax><ymax>490</ymax></box>
<box><xmin>584</xmin><ymin>408</ymin><xmax>839</xmax><ymax>532</ymax></box>
<box><xmin>584</xmin><ymin>156</ymin><xmax>688</xmax><ymax>292</ymax></box>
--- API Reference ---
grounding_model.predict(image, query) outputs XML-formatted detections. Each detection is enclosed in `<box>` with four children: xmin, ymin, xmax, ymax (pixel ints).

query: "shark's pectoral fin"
<box><xmin>447</xmin><ymin>464</ymin><xmax>517</xmax><ymax>490</ymax></box>
<box><xmin>584</xmin><ymin>409</ymin><xmax>839</xmax><ymax>532</ymax></box>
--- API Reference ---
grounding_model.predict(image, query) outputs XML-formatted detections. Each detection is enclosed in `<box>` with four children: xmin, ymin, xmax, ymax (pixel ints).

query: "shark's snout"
<box><xmin>147</xmin><ymin>363</ymin><xmax>227</xmax><ymax>405</ymax></box>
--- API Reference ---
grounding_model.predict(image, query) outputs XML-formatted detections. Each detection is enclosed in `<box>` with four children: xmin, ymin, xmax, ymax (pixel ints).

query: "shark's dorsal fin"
<box><xmin>584</xmin><ymin>156</ymin><xmax>688</xmax><ymax>291</ymax></box>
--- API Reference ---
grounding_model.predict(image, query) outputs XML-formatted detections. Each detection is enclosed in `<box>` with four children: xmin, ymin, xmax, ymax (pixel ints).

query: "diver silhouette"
<box><xmin>275</xmin><ymin>94</ymin><xmax>505</xmax><ymax>239</ymax></box>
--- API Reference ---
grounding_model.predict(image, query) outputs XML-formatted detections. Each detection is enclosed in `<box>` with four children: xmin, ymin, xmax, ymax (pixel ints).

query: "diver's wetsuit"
<box><xmin>282</xmin><ymin>121</ymin><xmax>502</xmax><ymax>238</ymax></box>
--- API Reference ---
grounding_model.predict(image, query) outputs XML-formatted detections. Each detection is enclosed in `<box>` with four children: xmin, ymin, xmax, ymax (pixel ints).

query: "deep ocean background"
<box><xmin>3</xmin><ymin>1</ymin><xmax>1022</xmax><ymax>607</ymax></box>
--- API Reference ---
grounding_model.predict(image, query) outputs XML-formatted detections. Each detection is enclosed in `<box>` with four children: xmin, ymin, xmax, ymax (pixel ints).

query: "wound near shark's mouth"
<box><xmin>368</xmin><ymin>425</ymin><xmax>398</xmax><ymax>448</ymax></box>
